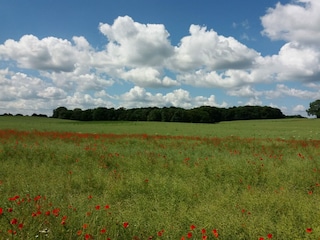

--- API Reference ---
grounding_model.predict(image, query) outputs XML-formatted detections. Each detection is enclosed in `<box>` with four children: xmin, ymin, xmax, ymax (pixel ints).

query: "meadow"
<box><xmin>0</xmin><ymin>116</ymin><xmax>319</xmax><ymax>239</ymax></box>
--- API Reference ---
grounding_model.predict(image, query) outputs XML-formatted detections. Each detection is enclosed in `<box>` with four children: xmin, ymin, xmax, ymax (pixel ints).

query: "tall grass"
<box><xmin>1</xmin><ymin>127</ymin><xmax>320</xmax><ymax>239</ymax></box>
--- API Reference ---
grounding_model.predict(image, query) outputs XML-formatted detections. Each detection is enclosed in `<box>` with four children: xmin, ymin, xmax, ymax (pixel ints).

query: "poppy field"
<box><xmin>0</xmin><ymin>117</ymin><xmax>320</xmax><ymax>239</ymax></box>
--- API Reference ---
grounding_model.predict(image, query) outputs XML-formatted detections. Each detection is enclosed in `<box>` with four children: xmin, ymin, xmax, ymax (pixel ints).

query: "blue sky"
<box><xmin>0</xmin><ymin>0</ymin><xmax>319</xmax><ymax>117</ymax></box>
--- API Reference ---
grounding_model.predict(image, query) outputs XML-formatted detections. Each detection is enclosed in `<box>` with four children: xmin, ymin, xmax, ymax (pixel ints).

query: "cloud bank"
<box><xmin>0</xmin><ymin>0</ymin><xmax>320</xmax><ymax>116</ymax></box>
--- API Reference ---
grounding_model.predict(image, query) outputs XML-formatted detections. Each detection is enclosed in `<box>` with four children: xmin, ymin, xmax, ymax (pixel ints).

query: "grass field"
<box><xmin>0</xmin><ymin>117</ymin><xmax>319</xmax><ymax>239</ymax></box>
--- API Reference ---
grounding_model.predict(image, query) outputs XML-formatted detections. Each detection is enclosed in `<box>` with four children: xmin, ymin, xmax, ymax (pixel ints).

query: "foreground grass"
<box><xmin>0</xmin><ymin>128</ymin><xmax>320</xmax><ymax>239</ymax></box>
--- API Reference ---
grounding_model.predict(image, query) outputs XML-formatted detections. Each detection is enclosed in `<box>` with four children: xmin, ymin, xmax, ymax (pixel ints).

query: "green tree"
<box><xmin>306</xmin><ymin>100</ymin><xmax>320</xmax><ymax>118</ymax></box>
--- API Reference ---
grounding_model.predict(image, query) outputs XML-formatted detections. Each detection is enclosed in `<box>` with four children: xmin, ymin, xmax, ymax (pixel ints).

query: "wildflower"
<box><xmin>34</xmin><ymin>195</ymin><xmax>41</xmax><ymax>202</ymax></box>
<box><xmin>52</xmin><ymin>208</ymin><xmax>60</xmax><ymax>217</ymax></box>
<box><xmin>190</xmin><ymin>224</ymin><xmax>196</xmax><ymax>231</ymax></box>
<box><xmin>123</xmin><ymin>222</ymin><xmax>129</xmax><ymax>228</ymax></box>
<box><xmin>259</xmin><ymin>238</ymin><xmax>264</xmax><ymax>240</ymax></box>
<box><xmin>18</xmin><ymin>223</ymin><xmax>24</xmax><ymax>230</ymax></box>
<box><xmin>8</xmin><ymin>208</ymin><xmax>13</xmax><ymax>212</ymax></box>
<box><xmin>105</xmin><ymin>204</ymin><xmax>110</xmax><ymax>209</ymax></box>
<box><xmin>187</xmin><ymin>232</ymin><xmax>192</xmax><ymax>238</ymax></box>
<box><xmin>267</xmin><ymin>233</ymin><xmax>273</xmax><ymax>238</ymax></box>
<box><xmin>202</xmin><ymin>236</ymin><xmax>207</xmax><ymax>240</ymax></box>
<box><xmin>88</xmin><ymin>195</ymin><xmax>92</xmax><ymax>199</ymax></box>
<box><xmin>0</xmin><ymin>207</ymin><xmax>3</xmax><ymax>215</ymax></box>
<box><xmin>10</xmin><ymin>218</ymin><xmax>18</xmax><ymax>225</ymax></box>
<box><xmin>100</xmin><ymin>228</ymin><xmax>106</xmax><ymax>234</ymax></box>
<box><xmin>45</xmin><ymin>211</ymin><xmax>50</xmax><ymax>216</ymax></box>
<box><xmin>306</xmin><ymin>228</ymin><xmax>312</xmax><ymax>233</ymax></box>
<box><xmin>84</xmin><ymin>233</ymin><xmax>93</xmax><ymax>239</ymax></box>
<box><xmin>95</xmin><ymin>205</ymin><xmax>100</xmax><ymax>210</ymax></box>
<box><xmin>201</xmin><ymin>228</ymin><xmax>206</xmax><ymax>235</ymax></box>
<box><xmin>76</xmin><ymin>230</ymin><xmax>82</xmax><ymax>236</ymax></box>
<box><xmin>9</xmin><ymin>195</ymin><xmax>19</xmax><ymax>201</ymax></box>
<box><xmin>61</xmin><ymin>216</ymin><xmax>67</xmax><ymax>225</ymax></box>
<box><xmin>157</xmin><ymin>229</ymin><xmax>164</xmax><ymax>236</ymax></box>
<box><xmin>83</xmin><ymin>223</ymin><xmax>88</xmax><ymax>229</ymax></box>
<box><xmin>7</xmin><ymin>229</ymin><xmax>17</xmax><ymax>235</ymax></box>
<box><xmin>212</xmin><ymin>229</ymin><xmax>219</xmax><ymax>238</ymax></box>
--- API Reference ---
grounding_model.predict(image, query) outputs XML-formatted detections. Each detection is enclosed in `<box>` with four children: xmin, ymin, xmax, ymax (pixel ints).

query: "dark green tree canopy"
<box><xmin>52</xmin><ymin>105</ymin><xmax>285</xmax><ymax>123</ymax></box>
<box><xmin>306</xmin><ymin>100</ymin><xmax>320</xmax><ymax>118</ymax></box>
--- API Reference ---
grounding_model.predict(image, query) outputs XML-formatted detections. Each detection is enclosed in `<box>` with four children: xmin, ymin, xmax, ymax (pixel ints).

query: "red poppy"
<box><xmin>212</xmin><ymin>229</ymin><xmax>219</xmax><ymax>238</ymax></box>
<box><xmin>84</xmin><ymin>233</ymin><xmax>93</xmax><ymax>239</ymax></box>
<box><xmin>202</xmin><ymin>236</ymin><xmax>207</xmax><ymax>240</ymax></box>
<box><xmin>187</xmin><ymin>232</ymin><xmax>192</xmax><ymax>238</ymax></box>
<box><xmin>201</xmin><ymin>228</ymin><xmax>206</xmax><ymax>235</ymax></box>
<box><xmin>8</xmin><ymin>208</ymin><xmax>13</xmax><ymax>212</ymax></box>
<box><xmin>100</xmin><ymin>228</ymin><xmax>106</xmax><ymax>234</ymax></box>
<box><xmin>267</xmin><ymin>233</ymin><xmax>273</xmax><ymax>238</ymax></box>
<box><xmin>306</xmin><ymin>228</ymin><xmax>312</xmax><ymax>233</ymax></box>
<box><xmin>105</xmin><ymin>204</ymin><xmax>110</xmax><ymax>209</ymax></box>
<box><xmin>10</xmin><ymin>218</ymin><xmax>18</xmax><ymax>225</ymax></box>
<box><xmin>123</xmin><ymin>222</ymin><xmax>129</xmax><ymax>228</ymax></box>
<box><xmin>18</xmin><ymin>223</ymin><xmax>24</xmax><ymax>230</ymax></box>
<box><xmin>259</xmin><ymin>238</ymin><xmax>264</xmax><ymax>240</ymax></box>
<box><xmin>83</xmin><ymin>224</ymin><xmax>88</xmax><ymax>229</ymax></box>
<box><xmin>76</xmin><ymin>230</ymin><xmax>82</xmax><ymax>236</ymax></box>
<box><xmin>190</xmin><ymin>224</ymin><xmax>196</xmax><ymax>231</ymax></box>
<box><xmin>52</xmin><ymin>208</ymin><xmax>60</xmax><ymax>217</ymax></box>
<box><xmin>0</xmin><ymin>208</ymin><xmax>3</xmax><ymax>215</ymax></box>
<box><xmin>95</xmin><ymin>205</ymin><xmax>100</xmax><ymax>210</ymax></box>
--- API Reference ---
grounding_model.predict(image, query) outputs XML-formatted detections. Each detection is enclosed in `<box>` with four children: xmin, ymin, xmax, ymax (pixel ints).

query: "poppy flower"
<box><xmin>187</xmin><ymin>232</ymin><xmax>192</xmax><ymax>238</ymax></box>
<box><xmin>123</xmin><ymin>222</ymin><xmax>129</xmax><ymax>228</ymax></box>
<box><xmin>83</xmin><ymin>224</ymin><xmax>88</xmax><ymax>229</ymax></box>
<box><xmin>10</xmin><ymin>218</ymin><xmax>18</xmax><ymax>225</ymax></box>
<box><xmin>18</xmin><ymin>223</ymin><xmax>24</xmax><ymax>230</ymax></box>
<box><xmin>100</xmin><ymin>228</ymin><xmax>106</xmax><ymax>234</ymax></box>
<box><xmin>267</xmin><ymin>233</ymin><xmax>273</xmax><ymax>238</ymax></box>
<box><xmin>77</xmin><ymin>230</ymin><xmax>82</xmax><ymax>236</ymax></box>
<box><xmin>190</xmin><ymin>224</ymin><xmax>196</xmax><ymax>231</ymax></box>
<box><xmin>212</xmin><ymin>229</ymin><xmax>219</xmax><ymax>238</ymax></box>
<box><xmin>306</xmin><ymin>228</ymin><xmax>312</xmax><ymax>233</ymax></box>
<box><xmin>0</xmin><ymin>208</ymin><xmax>3</xmax><ymax>215</ymax></box>
<box><xmin>95</xmin><ymin>205</ymin><xmax>100</xmax><ymax>210</ymax></box>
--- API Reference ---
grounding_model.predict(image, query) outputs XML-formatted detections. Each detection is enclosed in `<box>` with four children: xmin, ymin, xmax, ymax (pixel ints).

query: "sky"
<box><xmin>1</xmin><ymin>0</ymin><xmax>320</xmax><ymax>117</ymax></box>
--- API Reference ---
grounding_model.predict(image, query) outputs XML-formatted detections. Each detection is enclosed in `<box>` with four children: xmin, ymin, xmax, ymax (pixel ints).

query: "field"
<box><xmin>0</xmin><ymin>116</ymin><xmax>320</xmax><ymax>239</ymax></box>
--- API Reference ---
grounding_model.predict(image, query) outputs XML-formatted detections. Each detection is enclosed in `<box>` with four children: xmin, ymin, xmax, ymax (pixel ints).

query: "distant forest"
<box><xmin>51</xmin><ymin>105</ymin><xmax>287</xmax><ymax>123</ymax></box>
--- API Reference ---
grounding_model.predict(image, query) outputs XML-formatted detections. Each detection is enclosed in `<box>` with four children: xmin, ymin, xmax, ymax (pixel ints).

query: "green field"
<box><xmin>0</xmin><ymin>117</ymin><xmax>319</xmax><ymax>239</ymax></box>
<box><xmin>0</xmin><ymin>116</ymin><xmax>319</xmax><ymax>139</ymax></box>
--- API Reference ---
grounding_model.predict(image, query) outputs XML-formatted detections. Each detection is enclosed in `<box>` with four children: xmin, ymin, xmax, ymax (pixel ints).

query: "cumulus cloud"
<box><xmin>261</xmin><ymin>0</ymin><xmax>320</xmax><ymax>45</ymax></box>
<box><xmin>120</xmin><ymin>86</ymin><xmax>226</xmax><ymax>109</ymax></box>
<box><xmin>120</xmin><ymin>67</ymin><xmax>179</xmax><ymax>88</ymax></box>
<box><xmin>169</xmin><ymin>24</ymin><xmax>259</xmax><ymax>72</ymax></box>
<box><xmin>99</xmin><ymin>16</ymin><xmax>174</xmax><ymax>67</ymax></box>
<box><xmin>0</xmin><ymin>35</ymin><xmax>85</xmax><ymax>72</ymax></box>
<box><xmin>1</xmin><ymin>11</ymin><xmax>320</xmax><ymax>116</ymax></box>
<box><xmin>265</xmin><ymin>84</ymin><xmax>320</xmax><ymax>99</ymax></box>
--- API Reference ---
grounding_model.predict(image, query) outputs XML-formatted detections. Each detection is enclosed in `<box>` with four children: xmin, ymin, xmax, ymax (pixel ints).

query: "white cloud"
<box><xmin>227</xmin><ymin>85</ymin><xmax>262</xmax><ymax>98</ymax></box>
<box><xmin>261</xmin><ymin>0</ymin><xmax>320</xmax><ymax>45</ymax></box>
<box><xmin>264</xmin><ymin>84</ymin><xmax>320</xmax><ymax>100</ymax></box>
<box><xmin>99</xmin><ymin>16</ymin><xmax>174</xmax><ymax>67</ymax></box>
<box><xmin>120</xmin><ymin>86</ymin><xmax>226</xmax><ymax>109</ymax></box>
<box><xmin>0</xmin><ymin>35</ymin><xmax>84</xmax><ymax>72</ymax></box>
<box><xmin>169</xmin><ymin>24</ymin><xmax>259</xmax><ymax>72</ymax></box>
<box><xmin>120</xmin><ymin>67</ymin><xmax>179</xmax><ymax>88</ymax></box>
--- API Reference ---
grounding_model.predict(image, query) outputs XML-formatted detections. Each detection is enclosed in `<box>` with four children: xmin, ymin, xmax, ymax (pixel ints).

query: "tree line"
<box><xmin>52</xmin><ymin>105</ymin><xmax>285</xmax><ymax>123</ymax></box>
